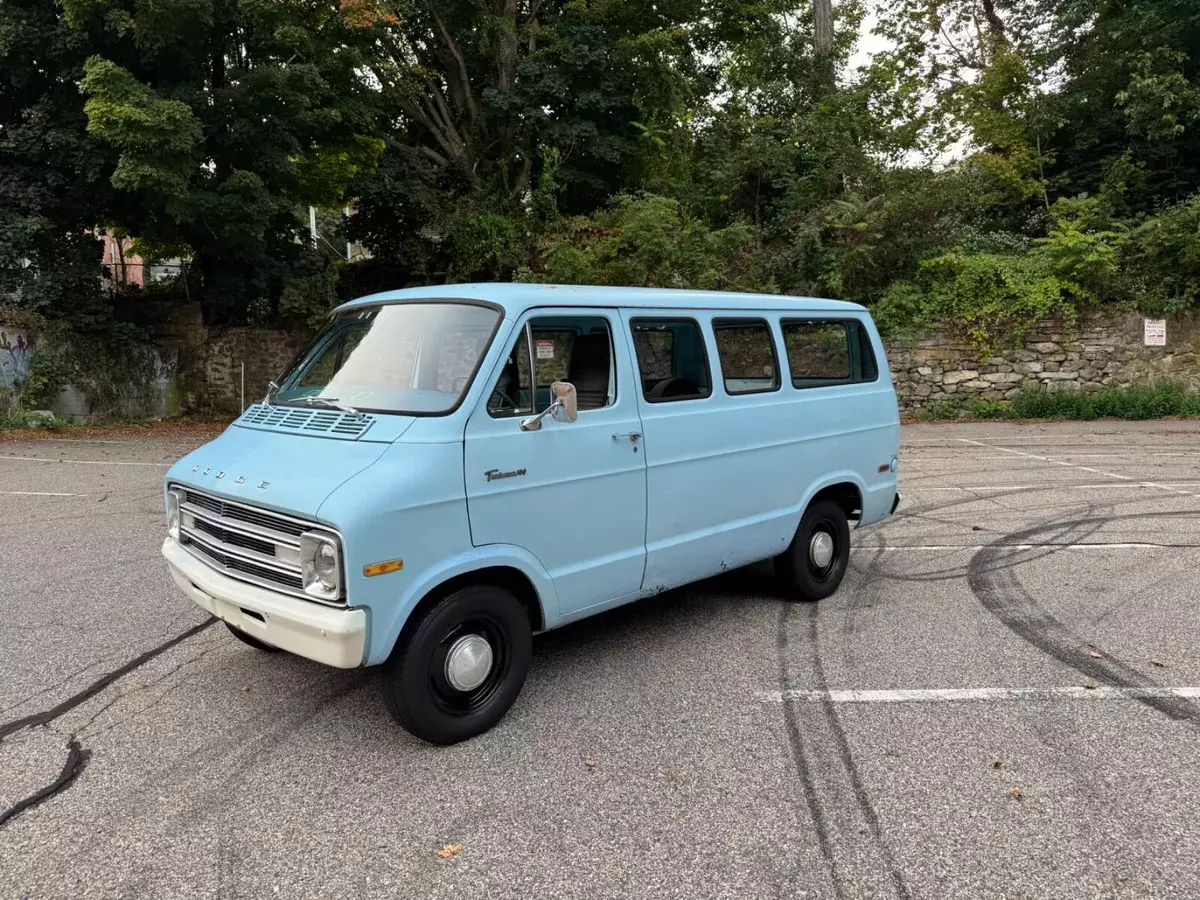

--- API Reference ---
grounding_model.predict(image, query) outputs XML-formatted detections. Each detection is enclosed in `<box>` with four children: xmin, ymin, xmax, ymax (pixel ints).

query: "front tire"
<box><xmin>774</xmin><ymin>499</ymin><xmax>850</xmax><ymax>601</ymax></box>
<box><xmin>382</xmin><ymin>585</ymin><xmax>532</xmax><ymax>745</ymax></box>
<box><xmin>225</xmin><ymin>622</ymin><xmax>280</xmax><ymax>652</ymax></box>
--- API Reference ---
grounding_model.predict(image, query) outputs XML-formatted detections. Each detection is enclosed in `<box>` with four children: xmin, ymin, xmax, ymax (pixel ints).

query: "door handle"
<box><xmin>612</xmin><ymin>432</ymin><xmax>641</xmax><ymax>442</ymax></box>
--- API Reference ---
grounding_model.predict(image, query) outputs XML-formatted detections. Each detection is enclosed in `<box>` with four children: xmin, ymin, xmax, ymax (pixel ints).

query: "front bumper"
<box><xmin>162</xmin><ymin>537</ymin><xmax>366</xmax><ymax>668</ymax></box>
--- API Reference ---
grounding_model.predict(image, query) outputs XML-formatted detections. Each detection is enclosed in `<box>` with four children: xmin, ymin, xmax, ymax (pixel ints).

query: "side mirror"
<box><xmin>520</xmin><ymin>381</ymin><xmax>578</xmax><ymax>431</ymax></box>
<box><xmin>549</xmin><ymin>382</ymin><xmax>578</xmax><ymax>423</ymax></box>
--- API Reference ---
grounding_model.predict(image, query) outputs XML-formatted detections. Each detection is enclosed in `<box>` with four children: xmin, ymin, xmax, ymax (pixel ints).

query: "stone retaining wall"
<box><xmin>887</xmin><ymin>308</ymin><xmax>1200</xmax><ymax>411</ymax></box>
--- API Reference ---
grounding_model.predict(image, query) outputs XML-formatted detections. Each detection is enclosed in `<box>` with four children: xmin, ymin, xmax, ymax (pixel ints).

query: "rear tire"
<box><xmin>225</xmin><ymin>622</ymin><xmax>279</xmax><ymax>652</ymax></box>
<box><xmin>382</xmin><ymin>585</ymin><xmax>532</xmax><ymax>745</ymax></box>
<box><xmin>774</xmin><ymin>499</ymin><xmax>850</xmax><ymax>601</ymax></box>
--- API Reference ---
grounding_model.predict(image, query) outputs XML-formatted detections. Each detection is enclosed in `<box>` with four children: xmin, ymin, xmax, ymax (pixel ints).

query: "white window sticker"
<box><xmin>1144</xmin><ymin>319</ymin><xmax>1166</xmax><ymax>346</ymax></box>
<box><xmin>536</xmin><ymin>339</ymin><xmax>554</xmax><ymax>360</ymax></box>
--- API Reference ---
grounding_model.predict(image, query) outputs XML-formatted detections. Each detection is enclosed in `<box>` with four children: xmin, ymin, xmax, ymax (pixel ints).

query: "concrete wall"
<box><xmin>886</xmin><ymin>308</ymin><xmax>1200</xmax><ymax>411</ymax></box>
<box><xmin>0</xmin><ymin>308</ymin><xmax>298</xmax><ymax>419</ymax></box>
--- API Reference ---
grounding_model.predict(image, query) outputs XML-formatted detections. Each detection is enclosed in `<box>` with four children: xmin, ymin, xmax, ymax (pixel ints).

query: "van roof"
<box><xmin>334</xmin><ymin>283</ymin><xmax>867</xmax><ymax>317</ymax></box>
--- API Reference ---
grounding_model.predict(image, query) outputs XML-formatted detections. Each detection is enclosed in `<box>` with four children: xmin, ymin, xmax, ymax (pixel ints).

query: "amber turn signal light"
<box><xmin>363</xmin><ymin>559</ymin><xmax>404</xmax><ymax>577</ymax></box>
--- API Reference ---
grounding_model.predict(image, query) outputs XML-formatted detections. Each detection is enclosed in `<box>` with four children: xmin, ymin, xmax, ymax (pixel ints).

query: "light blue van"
<box><xmin>162</xmin><ymin>284</ymin><xmax>900</xmax><ymax>743</ymax></box>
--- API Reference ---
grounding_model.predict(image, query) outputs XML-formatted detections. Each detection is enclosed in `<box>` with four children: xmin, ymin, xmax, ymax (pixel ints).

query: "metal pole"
<box><xmin>241</xmin><ymin>362</ymin><xmax>245</xmax><ymax>412</ymax></box>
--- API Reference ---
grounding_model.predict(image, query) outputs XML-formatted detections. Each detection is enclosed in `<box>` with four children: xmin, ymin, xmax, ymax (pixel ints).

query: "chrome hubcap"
<box><xmin>445</xmin><ymin>634</ymin><xmax>494</xmax><ymax>692</ymax></box>
<box><xmin>809</xmin><ymin>531</ymin><xmax>834</xmax><ymax>569</ymax></box>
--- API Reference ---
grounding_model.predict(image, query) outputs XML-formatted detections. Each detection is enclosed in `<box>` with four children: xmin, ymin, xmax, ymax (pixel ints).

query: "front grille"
<box><xmin>172</xmin><ymin>485</ymin><xmax>342</xmax><ymax>604</ymax></box>
<box><xmin>182</xmin><ymin>489</ymin><xmax>307</xmax><ymax>537</ymax></box>
<box><xmin>192</xmin><ymin>517</ymin><xmax>275</xmax><ymax>556</ymax></box>
<box><xmin>189</xmin><ymin>540</ymin><xmax>304</xmax><ymax>591</ymax></box>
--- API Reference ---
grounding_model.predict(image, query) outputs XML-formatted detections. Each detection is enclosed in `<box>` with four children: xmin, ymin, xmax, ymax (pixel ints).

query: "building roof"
<box><xmin>334</xmin><ymin>283</ymin><xmax>866</xmax><ymax>317</ymax></box>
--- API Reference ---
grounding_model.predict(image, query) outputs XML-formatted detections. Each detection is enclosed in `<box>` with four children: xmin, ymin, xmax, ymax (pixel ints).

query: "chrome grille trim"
<box><xmin>180</xmin><ymin>499</ymin><xmax>301</xmax><ymax>548</ymax></box>
<box><xmin>181</xmin><ymin>489</ymin><xmax>310</xmax><ymax>537</ymax></box>
<box><xmin>180</xmin><ymin>540</ymin><xmax>305</xmax><ymax>595</ymax></box>
<box><xmin>183</xmin><ymin>525</ymin><xmax>298</xmax><ymax>576</ymax></box>
<box><xmin>171</xmin><ymin>484</ymin><xmax>345</xmax><ymax>606</ymax></box>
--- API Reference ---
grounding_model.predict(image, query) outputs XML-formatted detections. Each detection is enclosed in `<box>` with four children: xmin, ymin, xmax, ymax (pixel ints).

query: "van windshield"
<box><xmin>273</xmin><ymin>302</ymin><xmax>500</xmax><ymax>415</ymax></box>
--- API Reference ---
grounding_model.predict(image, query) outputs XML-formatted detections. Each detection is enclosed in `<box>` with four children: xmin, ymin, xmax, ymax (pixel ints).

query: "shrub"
<box><xmin>0</xmin><ymin>410</ymin><xmax>65</xmax><ymax>429</ymax></box>
<box><xmin>1008</xmin><ymin>382</ymin><xmax>1200</xmax><ymax>420</ymax></box>
<box><xmin>874</xmin><ymin>251</ymin><xmax>1075</xmax><ymax>353</ymax></box>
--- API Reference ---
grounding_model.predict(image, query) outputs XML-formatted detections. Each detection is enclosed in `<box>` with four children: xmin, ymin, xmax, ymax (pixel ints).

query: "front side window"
<box><xmin>630</xmin><ymin>319</ymin><xmax>712</xmax><ymax>402</ymax></box>
<box><xmin>781</xmin><ymin>319</ymin><xmax>879</xmax><ymax>387</ymax></box>
<box><xmin>275</xmin><ymin>302</ymin><xmax>500</xmax><ymax>415</ymax></box>
<box><xmin>714</xmin><ymin>319</ymin><xmax>780</xmax><ymax>395</ymax></box>
<box><xmin>489</xmin><ymin>316</ymin><xmax>616</xmax><ymax>418</ymax></box>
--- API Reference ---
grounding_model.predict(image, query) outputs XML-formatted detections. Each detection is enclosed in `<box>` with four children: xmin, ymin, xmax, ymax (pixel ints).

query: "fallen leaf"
<box><xmin>436</xmin><ymin>843</ymin><xmax>463</xmax><ymax>859</ymax></box>
<box><xmin>1009</xmin><ymin>784</ymin><xmax>1022</xmax><ymax>802</ymax></box>
<box><xmin>585</xmin><ymin>759</ymin><xmax>596</xmax><ymax>769</ymax></box>
<box><xmin>1151</xmin><ymin>659</ymin><xmax>1168</xmax><ymax>668</ymax></box>
<box><xmin>990</xmin><ymin>758</ymin><xmax>1003</xmax><ymax>770</ymax></box>
<box><xmin>1088</xmin><ymin>650</ymin><xmax>1105</xmax><ymax>659</ymax></box>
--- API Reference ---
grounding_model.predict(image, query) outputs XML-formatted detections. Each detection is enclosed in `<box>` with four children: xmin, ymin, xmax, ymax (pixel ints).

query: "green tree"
<box><xmin>0</xmin><ymin>0</ymin><xmax>121</xmax><ymax>323</ymax></box>
<box><xmin>64</xmin><ymin>0</ymin><xmax>389</xmax><ymax>323</ymax></box>
<box><xmin>346</xmin><ymin>0</ymin><xmax>716</xmax><ymax>284</ymax></box>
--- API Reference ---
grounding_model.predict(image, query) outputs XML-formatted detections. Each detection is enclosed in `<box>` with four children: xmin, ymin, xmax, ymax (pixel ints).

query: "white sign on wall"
<box><xmin>1143</xmin><ymin>318</ymin><xmax>1167</xmax><ymax>347</ymax></box>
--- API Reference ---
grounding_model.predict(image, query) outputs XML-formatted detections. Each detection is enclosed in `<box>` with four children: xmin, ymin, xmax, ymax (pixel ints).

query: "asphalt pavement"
<box><xmin>1</xmin><ymin>420</ymin><xmax>1199</xmax><ymax>899</ymax></box>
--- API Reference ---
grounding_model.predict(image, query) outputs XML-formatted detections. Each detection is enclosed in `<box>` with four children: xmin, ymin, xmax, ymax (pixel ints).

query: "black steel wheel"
<box><xmin>774</xmin><ymin>498</ymin><xmax>851</xmax><ymax>601</ymax></box>
<box><xmin>382</xmin><ymin>585</ymin><xmax>531</xmax><ymax>745</ymax></box>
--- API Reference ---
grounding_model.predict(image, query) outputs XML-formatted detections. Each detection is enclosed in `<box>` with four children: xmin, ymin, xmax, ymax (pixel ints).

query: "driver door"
<box><xmin>464</xmin><ymin>309</ymin><xmax>648</xmax><ymax>621</ymax></box>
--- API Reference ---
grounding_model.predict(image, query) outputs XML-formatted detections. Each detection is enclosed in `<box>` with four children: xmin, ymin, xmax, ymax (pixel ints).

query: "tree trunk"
<box><xmin>813</xmin><ymin>0</ymin><xmax>833</xmax><ymax>55</ymax></box>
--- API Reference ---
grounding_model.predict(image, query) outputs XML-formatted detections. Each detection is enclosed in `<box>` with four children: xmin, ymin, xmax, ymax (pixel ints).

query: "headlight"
<box><xmin>166</xmin><ymin>489</ymin><xmax>183</xmax><ymax>540</ymax></box>
<box><xmin>300</xmin><ymin>531</ymin><xmax>342</xmax><ymax>600</ymax></box>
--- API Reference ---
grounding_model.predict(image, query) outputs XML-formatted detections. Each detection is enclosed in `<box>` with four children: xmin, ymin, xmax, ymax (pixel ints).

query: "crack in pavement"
<box><xmin>0</xmin><ymin>617</ymin><xmax>216</xmax><ymax>828</ymax></box>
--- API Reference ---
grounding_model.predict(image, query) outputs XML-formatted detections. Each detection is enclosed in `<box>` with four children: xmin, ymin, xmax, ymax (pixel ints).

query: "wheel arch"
<box><xmin>807</xmin><ymin>480</ymin><xmax>864</xmax><ymax>524</ymax></box>
<box><xmin>370</xmin><ymin>546</ymin><xmax>556</xmax><ymax>666</ymax></box>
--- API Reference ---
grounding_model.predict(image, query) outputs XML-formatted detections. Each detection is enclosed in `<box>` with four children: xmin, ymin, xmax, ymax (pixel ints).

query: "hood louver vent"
<box><xmin>236</xmin><ymin>404</ymin><xmax>375</xmax><ymax>440</ymax></box>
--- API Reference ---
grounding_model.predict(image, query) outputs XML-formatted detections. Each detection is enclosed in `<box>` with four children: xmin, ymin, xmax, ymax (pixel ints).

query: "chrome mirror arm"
<box><xmin>520</xmin><ymin>399</ymin><xmax>561</xmax><ymax>432</ymax></box>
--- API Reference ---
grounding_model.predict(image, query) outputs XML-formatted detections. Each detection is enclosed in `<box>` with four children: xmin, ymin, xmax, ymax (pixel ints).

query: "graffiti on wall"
<box><xmin>0</xmin><ymin>327</ymin><xmax>36</xmax><ymax>389</ymax></box>
<box><xmin>151</xmin><ymin>347</ymin><xmax>178</xmax><ymax>387</ymax></box>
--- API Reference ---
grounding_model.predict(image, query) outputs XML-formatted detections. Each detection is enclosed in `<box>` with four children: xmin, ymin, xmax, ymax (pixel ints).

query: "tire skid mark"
<box><xmin>0</xmin><ymin>618</ymin><xmax>216</xmax><ymax>743</ymax></box>
<box><xmin>805</xmin><ymin>604</ymin><xmax>913</xmax><ymax>900</ymax></box>
<box><xmin>776</xmin><ymin>601</ymin><xmax>912</xmax><ymax>900</ymax></box>
<box><xmin>968</xmin><ymin>514</ymin><xmax>1200</xmax><ymax>726</ymax></box>
<box><xmin>0</xmin><ymin>617</ymin><xmax>216</xmax><ymax>828</ymax></box>
<box><xmin>0</xmin><ymin>739</ymin><xmax>91</xmax><ymax>828</ymax></box>
<box><xmin>776</xmin><ymin>602</ymin><xmax>845</xmax><ymax>899</ymax></box>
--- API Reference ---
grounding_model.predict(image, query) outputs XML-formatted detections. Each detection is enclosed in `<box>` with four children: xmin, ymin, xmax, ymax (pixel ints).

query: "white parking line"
<box><xmin>852</xmin><ymin>543</ymin><xmax>1193</xmax><ymax>551</ymax></box>
<box><xmin>0</xmin><ymin>455</ymin><xmax>170</xmax><ymax>467</ymax></box>
<box><xmin>0</xmin><ymin>490</ymin><xmax>85</xmax><ymax>497</ymax></box>
<box><xmin>757</xmin><ymin>687</ymin><xmax>1200</xmax><ymax>703</ymax></box>
<box><xmin>957</xmin><ymin>439</ymin><xmax>1198</xmax><ymax>497</ymax></box>
<box><xmin>909</xmin><ymin>453</ymin><xmax>1200</xmax><ymax>461</ymax></box>
<box><xmin>910</xmin><ymin>483</ymin><xmax>1200</xmax><ymax>491</ymax></box>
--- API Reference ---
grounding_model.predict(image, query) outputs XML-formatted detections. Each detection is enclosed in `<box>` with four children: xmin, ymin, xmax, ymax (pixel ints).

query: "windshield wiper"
<box><xmin>291</xmin><ymin>395</ymin><xmax>363</xmax><ymax>416</ymax></box>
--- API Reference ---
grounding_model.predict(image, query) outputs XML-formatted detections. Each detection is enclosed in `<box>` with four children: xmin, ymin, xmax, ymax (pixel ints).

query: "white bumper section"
<box><xmin>162</xmin><ymin>537</ymin><xmax>366</xmax><ymax>668</ymax></box>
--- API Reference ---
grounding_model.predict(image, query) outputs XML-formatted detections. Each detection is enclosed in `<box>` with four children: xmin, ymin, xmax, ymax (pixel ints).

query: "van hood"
<box><xmin>166</xmin><ymin>425</ymin><xmax>396</xmax><ymax>519</ymax></box>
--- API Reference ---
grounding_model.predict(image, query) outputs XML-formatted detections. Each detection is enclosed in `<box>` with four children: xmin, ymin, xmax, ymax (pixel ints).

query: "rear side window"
<box><xmin>781</xmin><ymin>319</ymin><xmax>879</xmax><ymax>388</ymax></box>
<box><xmin>713</xmin><ymin>319</ymin><xmax>780</xmax><ymax>395</ymax></box>
<box><xmin>630</xmin><ymin>319</ymin><xmax>712</xmax><ymax>402</ymax></box>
